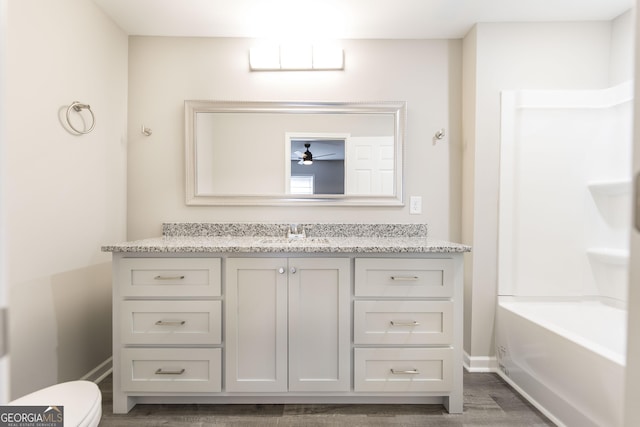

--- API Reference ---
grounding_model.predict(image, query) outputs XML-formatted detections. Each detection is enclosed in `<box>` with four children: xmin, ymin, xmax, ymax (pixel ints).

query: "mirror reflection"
<box><xmin>289</xmin><ymin>137</ymin><xmax>346</xmax><ymax>195</ymax></box>
<box><xmin>185</xmin><ymin>101</ymin><xmax>405</xmax><ymax>206</ymax></box>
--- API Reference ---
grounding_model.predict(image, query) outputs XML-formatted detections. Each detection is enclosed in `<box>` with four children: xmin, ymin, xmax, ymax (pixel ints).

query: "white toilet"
<box><xmin>8</xmin><ymin>380</ymin><xmax>102</xmax><ymax>427</ymax></box>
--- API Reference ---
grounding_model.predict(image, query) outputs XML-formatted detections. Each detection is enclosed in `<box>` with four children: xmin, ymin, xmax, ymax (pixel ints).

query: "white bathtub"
<box><xmin>495</xmin><ymin>297</ymin><xmax>626</xmax><ymax>427</ymax></box>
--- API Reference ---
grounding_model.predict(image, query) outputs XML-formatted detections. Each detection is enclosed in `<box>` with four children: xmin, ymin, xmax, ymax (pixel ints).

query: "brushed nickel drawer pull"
<box><xmin>390</xmin><ymin>320</ymin><xmax>420</xmax><ymax>327</ymax></box>
<box><xmin>154</xmin><ymin>275</ymin><xmax>185</xmax><ymax>280</ymax></box>
<box><xmin>390</xmin><ymin>368</ymin><xmax>419</xmax><ymax>375</ymax></box>
<box><xmin>155</xmin><ymin>320</ymin><xmax>186</xmax><ymax>326</ymax></box>
<box><xmin>390</xmin><ymin>276</ymin><xmax>419</xmax><ymax>281</ymax></box>
<box><xmin>155</xmin><ymin>368</ymin><xmax>185</xmax><ymax>375</ymax></box>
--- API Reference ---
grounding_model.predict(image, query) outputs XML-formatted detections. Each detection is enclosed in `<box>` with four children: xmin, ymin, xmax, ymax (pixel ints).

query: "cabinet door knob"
<box><xmin>290</xmin><ymin>267</ymin><xmax>297</xmax><ymax>274</ymax></box>
<box><xmin>278</xmin><ymin>267</ymin><xmax>286</xmax><ymax>274</ymax></box>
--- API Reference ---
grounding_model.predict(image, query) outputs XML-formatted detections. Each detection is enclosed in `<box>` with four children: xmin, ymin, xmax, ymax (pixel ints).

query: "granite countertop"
<box><xmin>101</xmin><ymin>223</ymin><xmax>471</xmax><ymax>254</ymax></box>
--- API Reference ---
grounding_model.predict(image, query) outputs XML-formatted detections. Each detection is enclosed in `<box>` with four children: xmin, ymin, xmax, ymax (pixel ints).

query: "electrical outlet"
<box><xmin>409</xmin><ymin>196</ymin><xmax>422</xmax><ymax>214</ymax></box>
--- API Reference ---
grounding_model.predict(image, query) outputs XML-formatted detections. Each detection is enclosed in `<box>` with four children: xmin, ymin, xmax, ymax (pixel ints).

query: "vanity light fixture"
<box><xmin>280</xmin><ymin>44</ymin><xmax>313</xmax><ymax>69</ymax></box>
<box><xmin>313</xmin><ymin>44</ymin><xmax>344</xmax><ymax>69</ymax></box>
<box><xmin>248</xmin><ymin>45</ymin><xmax>281</xmax><ymax>70</ymax></box>
<box><xmin>249</xmin><ymin>44</ymin><xmax>344</xmax><ymax>71</ymax></box>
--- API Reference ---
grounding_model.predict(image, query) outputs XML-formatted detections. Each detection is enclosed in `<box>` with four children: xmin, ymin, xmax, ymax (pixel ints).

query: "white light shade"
<box><xmin>280</xmin><ymin>44</ymin><xmax>313</xmax><ymax>69</ymax></box>
<box><xmin>249</xmin><ymin>43</ymin><xmax>344</xmax><ymax>71</ymax></box>
<box><xmin>313</xmin><ymin>45</ymin><xmax>344</xmax><ymax>70</ymax></box>
<box><xmin>249</xmin><ymin>46</ymin><xmax>280</xmax><ymax>70</ymax></box>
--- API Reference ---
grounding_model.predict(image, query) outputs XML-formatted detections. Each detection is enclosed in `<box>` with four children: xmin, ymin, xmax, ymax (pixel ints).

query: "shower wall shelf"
<box><xmin>586</xmin><ymin>248</ymin><xmax>629</xmax><ymax>265</ymax></box>
<box><xmin>587</xmin><ymin>180</ymin><xmax>631</xmax><ymax>196</ymax></box>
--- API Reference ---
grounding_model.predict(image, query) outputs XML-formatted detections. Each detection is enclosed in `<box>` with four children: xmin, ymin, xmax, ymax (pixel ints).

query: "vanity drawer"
<box><xmin>354</xmin><ymin>301</ymin><xmax>453</xmax><ymax>345</ymax></box>
<box><xmin>121</xmin><ymin>348</ymin><xmax>221</xmax><ymax>393</ymax></box>
<box><xmin>121</xmin><ymin>300</ymin><xmax>221</xmax><ymax>345</ymax></box>
<box><xmin>118</xmin><ymin>258</ymin><xmax>221</xmax><ymax>297</ymax></box>
<box><xmin>354</xmin><ymin>348</ymin><xmax>452</xmax><ymax>392</ymax></box>
<box><xmin>355</xmin><ymin>258</ymin><xmax>453</xmax><ymax>298</ymax></box>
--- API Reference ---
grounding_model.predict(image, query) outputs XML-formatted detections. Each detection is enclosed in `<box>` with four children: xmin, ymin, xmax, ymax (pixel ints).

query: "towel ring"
<box><xmin>66</xmin><ymin>101</ymin><xmax>95</xmax><ymax>134</ymax></box>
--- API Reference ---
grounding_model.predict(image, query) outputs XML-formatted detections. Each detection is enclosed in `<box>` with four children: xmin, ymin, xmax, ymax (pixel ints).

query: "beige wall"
<box><xmin>462</xmin><ymin>18</ymin><xmax>633</xmax><ymax>365</ymax></box>
<box><xmin>126</xmin><ymin>37</ymin><xmax>463</xmax><ymax>241</ymax></box>
<box><xmin>4</xmin><ymin>0</ymin><xmax>127</xmax><ymax>399</ymax></box>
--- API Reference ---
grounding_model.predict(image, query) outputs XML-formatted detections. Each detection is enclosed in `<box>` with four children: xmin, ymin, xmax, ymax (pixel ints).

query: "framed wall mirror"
<box><xmin>185</xmin><ymin>100</ymin><xmax>406</xmax><ymax>205</ymax></box>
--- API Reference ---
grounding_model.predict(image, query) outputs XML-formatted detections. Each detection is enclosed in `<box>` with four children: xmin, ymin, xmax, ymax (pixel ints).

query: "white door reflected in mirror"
<box><xmin>346</xmin><ymin>136</ymin><xmax>394</xmax><ymax>195</ymax></box>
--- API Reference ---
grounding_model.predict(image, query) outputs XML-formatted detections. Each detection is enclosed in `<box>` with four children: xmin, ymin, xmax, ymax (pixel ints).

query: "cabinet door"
<box><xmin>225</xmin><ymin>258</ymin><xmax>288</xmax><ymax>392</ymax></box>
<box><xmin>288</xmin><ymin>258</ymin><xmax>351</xmax><ymax>392</ymax></box>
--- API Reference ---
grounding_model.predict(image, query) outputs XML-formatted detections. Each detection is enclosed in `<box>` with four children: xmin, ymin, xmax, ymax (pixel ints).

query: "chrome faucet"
<box><xmin>287</xmin><ymin>224</ymin><xmax>306</xmax><ymax>239</ymax></box>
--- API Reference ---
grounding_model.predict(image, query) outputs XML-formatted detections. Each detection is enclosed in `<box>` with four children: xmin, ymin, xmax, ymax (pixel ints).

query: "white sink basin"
<box><xmin>258</xmin><ymin>237</ymin><xmax>330</xmax><ymax>244</ymax></box>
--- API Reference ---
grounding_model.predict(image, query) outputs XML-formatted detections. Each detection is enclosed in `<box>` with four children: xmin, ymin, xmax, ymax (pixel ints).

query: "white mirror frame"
<box><xmin>185</xmin><ymin>100</ymin><xmax>406</xmax><ymax>206</ymax></box>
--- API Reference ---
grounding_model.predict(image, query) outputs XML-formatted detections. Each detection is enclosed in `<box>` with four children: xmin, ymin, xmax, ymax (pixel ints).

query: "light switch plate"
<box><xmin>409</xmin><ymin>196</ymin><xmax>422</xmax><ymax>214</ymax></box>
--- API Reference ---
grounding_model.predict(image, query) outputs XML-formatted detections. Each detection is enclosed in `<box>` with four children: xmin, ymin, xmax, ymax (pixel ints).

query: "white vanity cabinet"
<box><xmin>225</xmin><ymin>257</ymin><xmax>351</xmax><ymax>393</ymax></box>
<box><xmin>353</xmin><ymin>258</ymin><xmax>462</xmax><ymax>413</ymax></box>
<box><xmin>109</xmin><ymin>249</ymin><xmax>464</xmax><ymax>414</ymax></box>
<box><xmin>113</xmin><ymin>256</ymin><xmax>223</xmax><ymax>412</ymax></box>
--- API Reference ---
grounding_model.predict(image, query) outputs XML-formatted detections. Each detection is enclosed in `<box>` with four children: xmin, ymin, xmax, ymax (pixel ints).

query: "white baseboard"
<box><xmin>80</xmin><ymin>357</ymin><xmax>112</xmax><ymax>384</ymax></box>
<box><xmin>463</xmin><ymin>351</ymin><xmax>498</xmax><ymax>372</ymax></box>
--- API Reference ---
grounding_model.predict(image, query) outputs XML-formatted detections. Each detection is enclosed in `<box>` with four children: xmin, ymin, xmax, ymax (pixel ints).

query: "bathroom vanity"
<box><xmin>102</xmin><ymin>223</ymin><xmax>470</xmax><ymax>414</ymax></box>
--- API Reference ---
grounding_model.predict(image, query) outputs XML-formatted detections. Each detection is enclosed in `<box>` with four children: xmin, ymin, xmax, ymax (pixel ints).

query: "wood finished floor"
<box><xmin>98</xmin><ymin>372</ymin><xmax>555</xmax><ymax>426</ymax></box>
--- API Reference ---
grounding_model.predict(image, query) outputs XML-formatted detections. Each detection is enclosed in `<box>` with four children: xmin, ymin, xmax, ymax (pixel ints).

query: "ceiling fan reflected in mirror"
<box><xmin>294</xmin><ymin>143</ymin><xmax>335</xmax><ymax>165</ymax></box>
